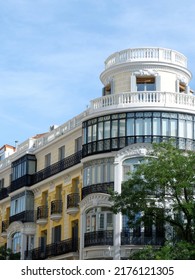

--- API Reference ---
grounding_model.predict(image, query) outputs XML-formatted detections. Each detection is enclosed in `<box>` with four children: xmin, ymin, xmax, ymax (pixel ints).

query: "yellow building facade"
<box><xmin>1</xmin><ymin>47</ymin><xmax>195</xmax><ymax>260</ymax></box>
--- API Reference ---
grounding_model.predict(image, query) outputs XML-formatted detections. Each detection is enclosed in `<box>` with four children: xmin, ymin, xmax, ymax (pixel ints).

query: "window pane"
<box><xmin>119</xmin><ymin>119</ymin><xmax>126</xmax><ymax>136</ymax></box>
<box><xmin>104</xmin><ymin>121</ymin><xmax>110</xmax><ymax>139</ymax></box>
<box><xmin>88</xmin><ymin>126</ymin><xmax>92</xmax><ymax>143</ymax></box>
<box><xmin>144</xmin><ymin>118</ymin><xmax>151</xmax><ymax>135</ymax></box>
<box><xmin>127</xmin><ymin>118</ymin><xmax>134</xmax><ymax>136</ymax></box>
<box><xmin>178</xmin><ymin>120</ymin><xmax>185</xmax><ymax>137</ymax></box>
<box><xmin>96</xmin><ymin>165</ymin><xmax>102</xmax><ymax>183</ymax></box>
<box><xmin>112</xmin><ymin>120</ymin><xmax>118</xmax><ymax>137</ymax></box>
<box><xmin>98</xmin><ymin>213</ymin><xmax>104</xmax><ymax>229</ymax></box>
<box><xmin>162</xmin><ymin>119</ymin><xmax>169</xmax><ymax>136</ymax></box>
<box><xmin>170</xmin><ymin>119</ymin><xmax>177</xmax><ymax>136</ymax></box>
<box><xmin>186</xmin><ymin>121</ymin><xmax>193</xmax><ymax>139</ymax></box>
<box><xmin>92</xmin><ymin>124</ymin><xmax>97</xmax><ymax>141</ymax></box>
<box><xmin>107</xmin><ymin>213</ymin><xmax>113</xmax><ymax>229</ymax></box>
<box><xmin>153</xmin><ymin>118</ymin><xmax>161</xmax><ymax>135</ymax></box>
<box><xmin>98</xmin><ymin>122</ymin><xmax>103</xmax><ymax>140</ymax></box>
<box><xmin>136</xmin><ymin>118</ymin><xmax>143</xmax><ymax>135</ymax></box>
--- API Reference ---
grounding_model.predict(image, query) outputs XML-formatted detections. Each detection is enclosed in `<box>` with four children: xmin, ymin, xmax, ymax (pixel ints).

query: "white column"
<box><xmin>79</xmin><ymin>211</ymin><xmax>85</xmax><ymax>260</ymax></box>
<box><xmin>113</xmin><ymin>160</ymin><xmax>122</xmax><ymax>260</ymax></box>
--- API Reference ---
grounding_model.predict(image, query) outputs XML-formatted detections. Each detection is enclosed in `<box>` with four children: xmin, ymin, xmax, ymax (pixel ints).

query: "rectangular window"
<box><xmin>107</xmin><ymin>213</ymin><xmax>113</xmax><ymax>230</ymax></box>
<box><xmin>144</xmin><ymin>118</ymin><xmax>151</xmax><ymax>135</ymax></box>
<box><xmin>186</xmin><ymin>121</ymin><xmax>193</xmax><ymax>139</ymax></box>
<box><xmin>127</xmin><ymin>118</ymin><xmax>134</xmax><ymax>136</ymax></box>
<box><xmin>92</xmin><ymin>124</ymin><xmax>97</xmax><ymax>141</ymax></box>
<box><xmin>45</xmin><ymin>153</ymin><xmax>51</xmax><ymax>168</ymax></box>
<box><xmin>178</xmin><ymin>120</ymin><xmax>185</xmax><ymax>138</ymax></box>
<box><xmin>52</xmin><ymin>225</ymin><xmax>61</xmax><ymax>243</ymax></box>
<box><xmin>98</xmin><ymin>122</ymin><xmax>103</xmax><ymax>140</ymax></box>
<box><xmin>75</xmin><ymin>137</ymin><xmax>82</xmax><ymax>152</ymax></box>
<box><xmin>162</xmin><ymin>119</ymin><xmax>169</xmax><ymax>136</ymax></box>
<box><xmin>104</xmin><ymin>121</ymin><xmax>110</xmax><ymax>139</ymax></box>
<box><xmin>58</xmin><ymin>146</ymin><xmax>65</xmax><ymax>161</ymax></box>
<box><xmin>119</xmin><ymin>119</ymin><xmax>126</xmax><ymax>136</ymax></box>
<box><xmin>136</xmin><ymin>118</ymin><xmax>143</xmax><ymax>135</ymax></box>
<box><xmin>170</xmin><ymin>119</ymin><xmax>177</xmax><ymax>136</ymax></box>
<box><xmin>137</xmin><ymin>77</ymin><xmax>156</xmax><ymax>91</ymax></box>
<box><xmin>153</xmin><ymin>118</ymin><xmax>161</xmax><ymax>135</ymax></box>
<box><xmin>88</xmin><ymin>126</ymin><xmax>92</xmax><ymax>143</ymax></box>
<box><xmin>111</xmin><ymin>120</ymin><xmax>118</xmax><ymax>137</ymax></box>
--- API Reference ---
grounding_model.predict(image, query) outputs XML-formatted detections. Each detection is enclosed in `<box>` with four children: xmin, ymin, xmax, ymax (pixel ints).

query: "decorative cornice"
<box><xmin>100</xmin><ymin>63</ymin><xmax>191</xmax><ymax>85</ymax></box>
<box><xmin>80</xmin><ymin>193</ymin><xmax>112</xmax><ymax>212</ymax></box>
<box><xmin>115</xmin><ymin>143</ymin><xmax>152</xmax><ymax>163</ymax></box>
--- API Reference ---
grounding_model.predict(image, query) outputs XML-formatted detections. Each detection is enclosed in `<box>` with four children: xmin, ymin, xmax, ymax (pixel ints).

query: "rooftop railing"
<box><xmin>104</xmin><ymin>47</ymin><xmax>187</xmax><ymax>69</ymax></box>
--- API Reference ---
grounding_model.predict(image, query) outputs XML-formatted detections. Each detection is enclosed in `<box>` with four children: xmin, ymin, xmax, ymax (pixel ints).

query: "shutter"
<box><xmin>155</xmin><ymin>75</ymin><xmax>161</xmax><ymax>91</ymax></box>
<box><xmin>130</xmin><ymin>75</ymin><xmax>136</xmax><ymax>92</ymax></box>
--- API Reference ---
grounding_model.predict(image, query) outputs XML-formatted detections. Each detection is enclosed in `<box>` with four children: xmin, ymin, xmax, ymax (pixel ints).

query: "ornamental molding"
<box><xmin>80</xmin><ymin>193</ymin><xmax>112</xmax><ymax>212</ymax></box>
<box><xmin>7</xmin><ymin>221</ymin><xmax>36</xmax><ymax>238</ymax></box>
<box><xmin>115</xmin><ymin>143</ymin><xmax>153</xmax><ymax>163</ymax></box>
<box><xmin>101</xmin><ymin>63</ymin><xmax>191</xmax><ymax>85</ymax></box>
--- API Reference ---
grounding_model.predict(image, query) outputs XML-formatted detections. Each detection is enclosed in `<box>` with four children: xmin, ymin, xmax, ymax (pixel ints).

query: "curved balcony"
<box><xmin>104</xmin><ymin>47</ymin><xmax>187</xmax><ymax>69</ymax></box>
<box><xmin>66</xmin><ymin>193</ymin><xmax>80</xmax><ymax>216</ymax></box>
<box><xmin>84</xmin><ymin>230</ymin><xmax>113</xmax><ymax>247</ymax></box>
<box><xmin>82</xmin><ymin>182</ymin><xmax>114</xmax><ymax>199</ymax></box>
<box><xmin>36</xmin><ymin>205</ymin><xmax>48</xmax><ymax>225</ymax></box>
<box><xmin>50</xmin><ymin>200</ymin><xmax>63</xmax><ymax>221</ymax></box>
<box><xmin>89</xmin><ymin>91</ymin><xmax>195</xmax><ymax>117</ymax></box>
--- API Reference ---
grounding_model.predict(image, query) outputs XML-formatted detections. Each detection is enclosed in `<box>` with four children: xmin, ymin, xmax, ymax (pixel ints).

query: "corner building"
<box><xmin>0</xmin><ymin>47</ymin><xmax>194</xmax><ymax>259</ymax></box>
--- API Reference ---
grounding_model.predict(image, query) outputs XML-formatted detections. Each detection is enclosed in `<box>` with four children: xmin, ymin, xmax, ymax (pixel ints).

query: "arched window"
<box><xmin>12</xmin><ymin>232</ymin><xmax>21</xmax><ymax>253</ymax></box>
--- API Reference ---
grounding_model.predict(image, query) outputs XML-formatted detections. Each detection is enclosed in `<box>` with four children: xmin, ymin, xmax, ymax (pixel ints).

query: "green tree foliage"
<box><xmin>110</xmin><ymin>142</ymin><xmax>195</xmax><ymax>245</ymax></box>
<box><xmin>0</xmin><ymin>245</ymin><xmax>20</xmax><ymax>260</ymax></box>
<box><xmin>129</xmin><ymin>241</ymin><xmax>195</xmax><ymax>260</ymax></box>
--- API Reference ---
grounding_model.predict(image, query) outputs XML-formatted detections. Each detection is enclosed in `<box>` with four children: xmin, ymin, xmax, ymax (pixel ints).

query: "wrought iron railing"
<box><xmin>84</xmin><ymin>230</ymin><xmax>113</xmax><ymax>247</ymax></box>
<box><xmin>25</xmin><ymin>238</ymin><xmax>78</xmax><ymax>260</ymax></box>
<box><xmin>9</xmin><ymin>210</ymin><xmax>36</xmax><ymax>224</ymax></box>
<box><xmin>82</xmin><ymin>182</ymin><xmax>114</xmax><ymax>199</ymax></box>
<box><xmin>121</xmin><ymin>231</ymin><xmax>165</xmax><ymax>246</ymax></box>
<box><xmin>67</xmin><ymin>193</ymin><xmax>80</xmax><ymax>209</ymax></box>
<box><xmin>37</xmin><ymin>205</ymin><xmax>48</xmax><ymax>220</ymax></box>
<box><xmin>32</xmin><ymin>150</ymin><xmax>82</xmax><ymax>185</ymax></box>
<box><xmin>5</xmin><ymin>150</ymin><xmax>82</xmax><ymax>196</ymax></box>
<box><xmin>51</xmin><ymin>200</ymin><xmax>63</xmax><ymax>215</ymax></box>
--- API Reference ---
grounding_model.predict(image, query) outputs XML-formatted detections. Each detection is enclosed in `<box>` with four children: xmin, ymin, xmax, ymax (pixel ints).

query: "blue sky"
<box><xmin>1</xmin><ymin>0</ymin><xmax>195</xmax><ymax>147</ymax></box>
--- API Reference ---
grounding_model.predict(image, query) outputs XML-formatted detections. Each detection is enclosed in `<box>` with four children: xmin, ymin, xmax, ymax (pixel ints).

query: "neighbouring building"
<box><xmin>0</xmin><ymin>47</ymin><xmax>194</xmax><ymax>260</ymax></box>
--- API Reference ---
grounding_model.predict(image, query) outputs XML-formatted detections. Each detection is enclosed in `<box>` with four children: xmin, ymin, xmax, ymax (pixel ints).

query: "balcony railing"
<box><xmin>121</xmin><ymin>231</ymin><xmax>165</xmax><ymax>246</ymax></box>
<box><xmin>82</xmin><ymin>182</ymin><xmax>114</xmax><ymax>199</ymax></box>
<box><xmin>67</xmin><ymin>193</ymin><xmax>80</xmax><ymax>209</ymax></box>
<box><xmin>51</xmin><ymin>200</ymin><xmax>63</xmax><ymax>215</ymax></box>
<box><xmin>9</xmin><ymin>210</ymin><xmax>36</xmax><ymax>224</ymax></box>
<box><xmin>26</xmin><ymin>238</ymin><xmax>78</xmax><ymax>260</ymax></box>
<box><xmin>37</xmin><ymin>205</ymin><xmax>48</xmax><ymax>220</ymax></box>
<box><xmin>89</xmin><ymin>91</ymin><xmax>195</xmax><ymax>115</ymax></box>
<box><xmin>32</xmin><ymin>150</ymin><xmax>82</xmax><ymax>185</ymax></box>
<box><xmin>5</xmin><ymin>150</ymin><xmax>82</xmax><ymax>196</ymax></box>
<box><xmin>8</xmin><ymin>174</ymin><xmax>34</xmax><ymax>193</ymax></box>
<box><xmin>84</xmin><ymin>230</ymin><xmax>113</xmax><ymax>247</ymax></box>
